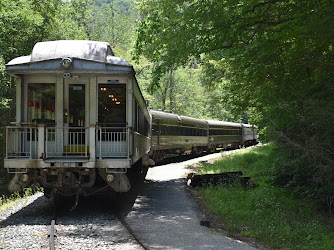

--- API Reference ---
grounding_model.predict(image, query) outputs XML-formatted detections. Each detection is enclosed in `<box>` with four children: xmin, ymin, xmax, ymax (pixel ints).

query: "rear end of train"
<box><xmin>4</xmin><ymin>40</ymin><xmax>151</xmax><ymax>198</ymax></box>
<box><xmin>241</xmin><ymin>124</ymin><xmax>259</xmax><ymax>147</ymax></box>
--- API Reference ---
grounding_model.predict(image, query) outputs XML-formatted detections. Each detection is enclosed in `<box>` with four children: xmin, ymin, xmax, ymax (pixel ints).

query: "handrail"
<box><xmin>6</xmin><ymin>125</ymin><xmax>131</xmax><ymax>160</ymax></box>
<box><xmin>96</xmin><ymin>126</ymin><xmax>129</xmax><ymax>159</ymax></box>
<box><xmin>45</xmin><ymin>127</ymin><xmax>89</xmax><ymax>158</ymax></box>
<box><xmin>5</xmin><ymin>126</ymin><xmax>38</xmax><ymax>159</ymax></box>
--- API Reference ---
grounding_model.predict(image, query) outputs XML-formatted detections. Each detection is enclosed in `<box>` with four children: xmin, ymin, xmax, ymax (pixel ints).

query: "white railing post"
<box><xmin>89</xmin><ymin>125</ymin><xmax>95</xmax><ymax>160</ymax></box>
<box><xmin>99</xmin><ymin>127</ymin><xmax>102</xmax><ymax>159</ymax></box>
<box><xmin>38</xmin><ymin>124</ymin><xmax>45</xmax><ymax>159</ymax></box>
<box><xmin>29</xmin><ymin>127</ymin><xmax>32</xmax><ymax>159</ymax></box>
<box><xmin>127</xmin><ymin>127</ymin><xmax>130</xmax><ymax>159</ymax></box>
<box><xmin>5</xmin><ymin>127</ymin><xmax>9</xmax><ymax>158</ymax></box>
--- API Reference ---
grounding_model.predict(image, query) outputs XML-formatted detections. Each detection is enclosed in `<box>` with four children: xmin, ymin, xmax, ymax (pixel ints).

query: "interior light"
<box><xmin>116</xmin><ymin>102</ymin><xmax>121</xmax><ymax>105</ymax></box>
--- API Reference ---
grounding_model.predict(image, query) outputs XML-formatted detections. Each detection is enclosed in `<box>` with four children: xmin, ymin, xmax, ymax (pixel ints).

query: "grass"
<box><xmin>197</xmin><ymin>144</ymin><xmax>334</xmax><ymax>249</ymax></box>
<box><xmin>0</xmin><ymin>187</ymin><xmax>36</xmax><ymax>213</ymax></box>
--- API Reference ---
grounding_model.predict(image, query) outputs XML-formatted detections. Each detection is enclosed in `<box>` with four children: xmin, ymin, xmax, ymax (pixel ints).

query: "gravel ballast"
<box><xmin>0</xmin><ymin>193</ymin><xmax>51</xmax><ymax>249</ymax></box>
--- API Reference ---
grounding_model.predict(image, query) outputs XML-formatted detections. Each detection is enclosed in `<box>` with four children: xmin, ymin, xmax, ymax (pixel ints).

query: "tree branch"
<box><xmin>246</xmin><ymin>0</ymin><xmax>282</xmax><ymax>13</ymax></box>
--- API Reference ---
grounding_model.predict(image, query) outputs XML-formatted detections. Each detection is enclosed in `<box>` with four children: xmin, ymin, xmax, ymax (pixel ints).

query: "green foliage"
<box><xmin>46</xmin><ymin>1</ymin><xmax>90</xmax><ymax>40</ymax></box>
<box><xmin>0</xmin><ymin>191</ymin><xmax>22</xmax><ymax>212</ymax></box>
<box><xmin>135</xmin><ymin>0</ymin><xmax>334</xmax><ymax>211</ymax></box>
<box><xmin>0</xmin><ymin>0</ymin><xmax>44</xmax><ymax>62</ymax></box>
<box><xmin>138</xmin><ymin>64</ymin><xmax>241</xmax><ymax>121</ymax></box>
<box><xmin>0</xmin><ymin>187</ymin><xmax>40</xmax><ymax>212</ymax></box>
<box><xmin>86</xmin><ymin>0</ymin><xmax>139</xmax><ymax>60</ymax></box>
<box><xmin>198</xmin><ymin>145</ymin><xmax>334</xmax><ymax>249</ymax></box>
<box><xmin>199</xmin><ymin>145</ymin><xmax>275</xmax><ymax>184</ymax></box>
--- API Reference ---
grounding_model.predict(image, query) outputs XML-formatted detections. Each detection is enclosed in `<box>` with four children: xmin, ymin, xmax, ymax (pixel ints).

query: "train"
<box><xmin>4</xmin><ymin>40</ymin><xmax>258</xmax><ymax>201</ymax></box>
<box><xmin>150</xmin><ymin>110</ymin><xmax>258</xmax><ymax>162</ymax></box>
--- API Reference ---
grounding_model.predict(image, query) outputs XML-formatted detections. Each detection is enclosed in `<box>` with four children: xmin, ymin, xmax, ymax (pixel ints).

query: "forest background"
<box><xmin>0</xmin><ymin>0</ymin><xmax>334</xmax><ymax>213</ymax></box>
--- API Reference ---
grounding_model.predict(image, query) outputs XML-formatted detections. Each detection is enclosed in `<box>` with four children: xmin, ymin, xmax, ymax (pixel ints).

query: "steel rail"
<box><xmin>49</xmin><ymin>207</ymin><xmax>57</xmax><ymax>250</ymax></box>
<box><xmin>117</xmin><ymin>214</ymin><xmax>148</xmax><ymax>250</ymax></box>
<box><xmin>49</xmin><ymin>219</ymin><xmax>56</xmax><ymax>250</ymax></box>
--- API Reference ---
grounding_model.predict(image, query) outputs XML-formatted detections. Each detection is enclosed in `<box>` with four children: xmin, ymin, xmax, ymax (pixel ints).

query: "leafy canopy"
<box><xmin>135</xmin><ymin>0</ymin><xmax>334</xmax><ymax>209</ymax></box>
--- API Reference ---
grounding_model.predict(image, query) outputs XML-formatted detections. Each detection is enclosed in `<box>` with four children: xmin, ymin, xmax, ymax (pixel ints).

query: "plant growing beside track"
<box><xmin>197</xmin><ymin>145</ymin><xmax>334</xmax><ymax>249</ymax></box>
<box><xmin>0</xmin><ymin>187</ymin><xmax>39</xmax><ymax>213</ymax></box>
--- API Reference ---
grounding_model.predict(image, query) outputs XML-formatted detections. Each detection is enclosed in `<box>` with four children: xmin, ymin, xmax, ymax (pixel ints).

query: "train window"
<box><xmin>28</xmin><ymin>83</ymin><xmax>55</xmax><ymax>124</ymax></box>
<box><xmin>98</xmin><ymin>84</ymin><xmax>126</xmax><ymax>126</ymax></box>
<box><xmin>69</xmin><ymin>84</ymin><xmax>85</xmax><ymax>127</ymax></box>
<box><xmin>152</xmin><ymin>124</ymin><xmax>158</xmax><ymax>135</ymax></box>
<box><xmin>169</xmin><ymin>126</ymin><xmax>173</xmax><ymax>135</ymax></box>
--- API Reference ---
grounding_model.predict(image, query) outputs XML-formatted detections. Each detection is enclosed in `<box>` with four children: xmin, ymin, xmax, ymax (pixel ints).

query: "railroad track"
<box><xmin>48</xmin><ymin>201</ymin><xmax>148</xmax><ymax>250</ymax></box>
<box><xmin>49</xmin><ymin>206</ymin><xmax>58</xmax><ymax>250</ymax></box>
<box><xmin>49</xmin><ymin>219</ymin><xmax>56</xmax><ymax>250</ymax></box>
<box><xmin>116</xmin><ymin>213</ymin><xmax>148</xmax><ymax>250</ymax></box>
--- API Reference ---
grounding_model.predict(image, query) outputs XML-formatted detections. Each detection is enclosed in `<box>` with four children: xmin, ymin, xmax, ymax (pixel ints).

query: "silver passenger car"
<box><xmin>150</xmin><ymin>110</ymin><xmax>208</xmax><ymax>161</ymax></box>
<box><xmin>206</xmin><ymin>120</ymin><xmax>243</xmax><ymax>150</ymax></box>
<box><xmin>241</xmin><ymin>124</ymin><xmax>259</xmax><ymax>147</ymax></box>
<box><xmin>5</xmin><ymin>40</ymin><xmax>151</xmax><ymax>197</ymax></box>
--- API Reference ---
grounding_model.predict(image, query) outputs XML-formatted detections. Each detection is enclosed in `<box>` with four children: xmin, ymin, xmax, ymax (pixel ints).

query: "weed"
<box><xmin>0</xmin><ymin>187</ymin><xmax>41</xmax><ymax>213</ymax></box>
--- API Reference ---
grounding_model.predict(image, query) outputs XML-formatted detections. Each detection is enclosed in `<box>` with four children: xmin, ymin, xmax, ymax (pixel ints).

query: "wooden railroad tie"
<box><xmin>187</xmin><ymin>171</ymin><xmax>256</xmax><ymax>188</ymax></box>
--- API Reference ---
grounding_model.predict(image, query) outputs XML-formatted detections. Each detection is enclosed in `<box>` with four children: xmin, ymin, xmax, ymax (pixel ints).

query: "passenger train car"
<box><xmin>5</xmin><ymin>40</ymin><xmax>151</xmax><ymax>198</ymax></box>
<box><xmin>149</xmin><ymin>110</ymin><xmax>258</xmax><ymax>163</ymax></box>
<box><xmin>4</xmin><ymin>40</ymin><xmax>258</xmax><ymax>200</ymax></box>
<box><xmin>150</xmin><ymin>110</ymin><xmax>209</xmax><ymax>162</ymax></box>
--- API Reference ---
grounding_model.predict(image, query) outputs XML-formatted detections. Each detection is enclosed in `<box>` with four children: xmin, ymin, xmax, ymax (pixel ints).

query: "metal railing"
<box><xmin>96</xmin><ymin>127</ymin><xmax>130</xmax><ymax>159</ymax></box>
<box><xmin>45</xmin><ymin>127</ymin><xmax>89</xmax><ymax>158</ymax></box>
<box><xmin>6</xmin><ymin>126</ymin><xmax>38</xmax><ymax>158</ymax></box>
<box><xmin>6</xmin><ymin>125</ymin><xmax>130</xmax><ymax>160</ymax></box>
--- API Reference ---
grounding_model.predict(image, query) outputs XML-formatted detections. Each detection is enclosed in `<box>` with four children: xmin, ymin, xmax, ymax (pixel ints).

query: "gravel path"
<box><xmin>120</xmin><ymin>150</ymin><xmax>258</xmax><ymax>250</ymax></box>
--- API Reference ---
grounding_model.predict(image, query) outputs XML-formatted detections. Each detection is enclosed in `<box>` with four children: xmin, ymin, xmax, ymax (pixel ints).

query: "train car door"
<box><xmin>63</xmin><ymin>80</ymin><xmax>88</xmax><ymax>157</ymax></box>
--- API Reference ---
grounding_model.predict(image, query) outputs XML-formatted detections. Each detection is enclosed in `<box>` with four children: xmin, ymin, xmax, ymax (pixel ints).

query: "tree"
<box><xmin>84</xmin><ymin>0</ymin><xmax>139</xmax><ymax>60</ymax></box>
<box><xmin>135</xmin><ymin>0</ymin><xmax>334</xmax><ymax>211</ymax></box>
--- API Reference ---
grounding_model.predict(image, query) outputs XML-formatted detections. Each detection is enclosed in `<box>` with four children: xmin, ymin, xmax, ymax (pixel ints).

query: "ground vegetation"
<box><xmin>196</xmin><ymin>145</ymin><xmax>334</xmax><ymax>249</ymax></box>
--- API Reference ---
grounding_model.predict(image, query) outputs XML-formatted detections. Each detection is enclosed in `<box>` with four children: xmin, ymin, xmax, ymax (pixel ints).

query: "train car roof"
<box><xmin>206</xmin><ymin>119</ymin><xmax>242</xmax><ymax>128</ymax></box>
<box><xmin>150</xmin><ymin>110</ymin><xmax>208</xmax><ymax>128</ymax></box>
<box><xmin>179</xmin><ymin>115</ymin><xmax>208</xmax><ymax>128</ymax></box>
<box><xmin>242</xmin><ymin>123</ymin><xmax>258</xmax><ymax>129</ymax></box>
<box><xmin>6</xmin><ymin>40</ymin><xmax>134</xmax><ymax>74</ymax></box>
<box><xmin>150</xmin><ymin>110</ymin><xmax>181</xmax><ymax>125</ymax></box>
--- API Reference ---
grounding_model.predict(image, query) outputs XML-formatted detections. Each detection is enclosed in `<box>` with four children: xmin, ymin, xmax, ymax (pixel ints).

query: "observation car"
<box><xmin>4</xmin><ymin>40</ymin><xmax>151</xmax><ymax>198</ymax></box>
